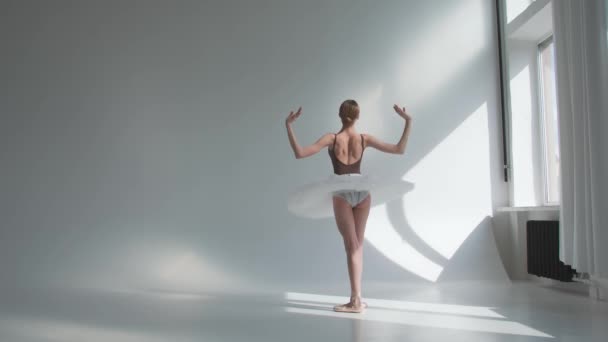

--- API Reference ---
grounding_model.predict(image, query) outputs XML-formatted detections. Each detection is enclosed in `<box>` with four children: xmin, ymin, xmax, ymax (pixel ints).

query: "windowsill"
<box><xmin>496</xmin><ymin>205</ymin><xmax>559</xmax><ymax>213</ymax></box>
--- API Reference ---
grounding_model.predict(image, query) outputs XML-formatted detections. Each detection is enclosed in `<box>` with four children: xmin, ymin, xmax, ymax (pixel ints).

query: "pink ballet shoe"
<box><xmin>333</xmin><ymin>300</ymin><xmax>367</xmax><ymax>313</ymax></box>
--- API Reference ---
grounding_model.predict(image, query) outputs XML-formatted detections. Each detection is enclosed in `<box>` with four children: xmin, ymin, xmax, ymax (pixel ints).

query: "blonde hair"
<box><xmin>339</xmin><ymin>99</ymin><xmax>360</xmax><ymax>125</ymax></box>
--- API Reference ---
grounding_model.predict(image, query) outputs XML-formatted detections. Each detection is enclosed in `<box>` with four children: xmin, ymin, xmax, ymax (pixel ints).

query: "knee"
<box><xmin>344</xmin><ymin>239</ymin><xmax>362</xmax><ymax>255</ymax></box>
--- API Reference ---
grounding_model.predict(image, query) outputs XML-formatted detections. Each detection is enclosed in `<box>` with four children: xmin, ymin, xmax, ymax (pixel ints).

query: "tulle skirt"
<box><xmin>287</xmin><ymin>173</ymin><xmax>414</xmax><ymax>219</ymax></box>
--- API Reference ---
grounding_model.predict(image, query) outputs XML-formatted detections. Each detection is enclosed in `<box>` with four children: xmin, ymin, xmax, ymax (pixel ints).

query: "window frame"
<box><xmin>536</xmin><ymin>35</ymin><xmax>560</xmax><ymax>205</ymax></box>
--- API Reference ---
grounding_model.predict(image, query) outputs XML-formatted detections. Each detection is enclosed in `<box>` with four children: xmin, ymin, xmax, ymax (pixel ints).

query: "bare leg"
<box><xmin>352</xmin><ymin>194</ymin><xmax>371</xmax><ymax>299</ymax></box>
<box><xmin>353</xmin><ymin>194</ymin><xmax>371</xmax><ymax>246</ymax></box>
<box><xmin>333</xmin><ymin>196</ymin><xmax>361</xmax><ymax>297</ymax></box>
<box><xmin>332</xmin><ymin>194</ymin><xmax>371</xmax><ymax>312</ymax></box>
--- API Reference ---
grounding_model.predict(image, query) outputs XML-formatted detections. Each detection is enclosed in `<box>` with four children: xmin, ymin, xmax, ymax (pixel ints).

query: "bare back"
<box><xmin>328</xmin><ymin>132</ymin><xmax>366</xmax><ymax>175</ymax></box>
<box><xmin>330</xmin><ymin>132</ymin><xmax>365</xmax><ymax>165</ymax></box>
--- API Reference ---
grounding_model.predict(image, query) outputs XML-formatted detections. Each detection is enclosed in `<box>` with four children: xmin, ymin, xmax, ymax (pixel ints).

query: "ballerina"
<box><xmin>285</xmin><ymin>99</ymin><xmax>412</xmax><ymax>313</ymax></box>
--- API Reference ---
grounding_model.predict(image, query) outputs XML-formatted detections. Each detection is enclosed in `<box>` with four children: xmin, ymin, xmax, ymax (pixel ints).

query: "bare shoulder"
<box><xmin>361</xmin><ymin>133</ymin><xmax>374</xmax><ymax>140</ymax></box>
<box><xmin>318</xmin><ymin>132</ymin><xmax>336</xmax><ymax>146</ymax></box>
<box><xmin>361</xmin><ymin>133</ymin><xmax>376</xmax><ymax>147</ymax></box>
<box><xmin>322</xmin><ymin>132</ymin><xmax>335</xmax><ymax>141</ymax></box>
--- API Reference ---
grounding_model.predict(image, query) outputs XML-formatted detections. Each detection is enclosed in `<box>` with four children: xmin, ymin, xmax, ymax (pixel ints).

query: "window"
<box><xmin>537</xmin><ymin>37</ymin><xmax>560</xmax><ymax>204</ymax></box>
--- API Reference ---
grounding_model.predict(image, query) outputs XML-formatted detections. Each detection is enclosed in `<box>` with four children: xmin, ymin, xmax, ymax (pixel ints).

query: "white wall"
<box><xmin>0</xmin><ymin>0</ymin><xmax>507</xmax><ymax>293</ymax></box>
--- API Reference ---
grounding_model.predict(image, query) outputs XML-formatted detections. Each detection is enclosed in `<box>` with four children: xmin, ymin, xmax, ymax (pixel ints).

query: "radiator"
<box><xmin>526</xmin><ymin>220</ymin><xmax>577</xmax><ymax>282</ymax></box>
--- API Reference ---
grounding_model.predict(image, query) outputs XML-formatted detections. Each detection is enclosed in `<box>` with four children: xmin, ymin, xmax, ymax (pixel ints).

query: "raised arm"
<box><xmin>364</xmin><ymin>104</ymin><xmax>412</xmax><ymax>154</ymax></box>
<box><xmin>285</xmin><ymin>107</ymin><xmax>334</xmax><ymax>159</ymax></box>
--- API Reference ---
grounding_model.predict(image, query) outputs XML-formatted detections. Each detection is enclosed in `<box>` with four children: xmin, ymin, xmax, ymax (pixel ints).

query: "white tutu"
<box><xmin>287</xmin><ymin>174</ymin><xmax>414</xmax><ymax>219</ymax></box>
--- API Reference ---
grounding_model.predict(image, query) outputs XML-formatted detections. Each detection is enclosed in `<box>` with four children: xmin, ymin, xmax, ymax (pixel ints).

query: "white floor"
<box><xmin>1</xmin><ymin>282</ymin><xmax>607</xmax><ymax>342</ymax></box>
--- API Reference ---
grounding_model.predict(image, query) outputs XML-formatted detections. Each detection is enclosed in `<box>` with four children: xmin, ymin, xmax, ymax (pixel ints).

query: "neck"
<box><xmin>340</xmin><ymin>123</ymin><xmax>356</xmax><ymax>133</ymax></box>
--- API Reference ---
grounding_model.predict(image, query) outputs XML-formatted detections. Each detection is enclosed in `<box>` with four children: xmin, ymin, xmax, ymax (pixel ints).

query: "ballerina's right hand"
<box><xmin>393</xmin><ymin>104</ymin><xmax>412</xmax><ymax>122</ymax></box>
<box><xmin>285</xmin><ymin>107</ymin><xmax>302</xmax><ymax>126</ymax></box>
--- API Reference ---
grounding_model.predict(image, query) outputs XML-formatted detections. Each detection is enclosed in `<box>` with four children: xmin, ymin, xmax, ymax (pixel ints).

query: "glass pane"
<box><xmin>539</xmin><ymin>40</ymin><xmax>560</xmax><ymax>203</ymax></box>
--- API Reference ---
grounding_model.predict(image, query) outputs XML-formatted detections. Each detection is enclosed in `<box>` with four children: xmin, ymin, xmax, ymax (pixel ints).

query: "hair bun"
<box><xmin>339</xmin><ymin>99</ymin><xmax>360</xmax><ymax>124</ymax></box>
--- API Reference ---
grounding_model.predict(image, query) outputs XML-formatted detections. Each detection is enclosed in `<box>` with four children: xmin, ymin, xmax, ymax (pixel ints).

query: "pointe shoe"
<box><xmin>333</xmin><ymin>298</ymin><xmax>367</xmax><ymax>313</ymax></box>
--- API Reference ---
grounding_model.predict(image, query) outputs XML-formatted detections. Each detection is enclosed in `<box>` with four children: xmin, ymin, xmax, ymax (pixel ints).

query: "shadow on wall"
<box><xmin>344</xmin><ymin>0</ymin><xmax>508</xmax><ymax>284</ymax></box>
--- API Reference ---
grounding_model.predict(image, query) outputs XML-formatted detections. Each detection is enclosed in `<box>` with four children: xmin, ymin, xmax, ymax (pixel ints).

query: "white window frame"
<box><xmin>536</xmin><ymin>35</ymin><xmax>560</xmax><ymax>205</ymax></box>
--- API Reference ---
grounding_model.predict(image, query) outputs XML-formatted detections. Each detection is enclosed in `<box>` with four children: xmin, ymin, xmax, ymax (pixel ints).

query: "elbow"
<box><xmin>294</xmin><ymin>152</ymin><xmax>303</xmax><ymax>159</ymax></box>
